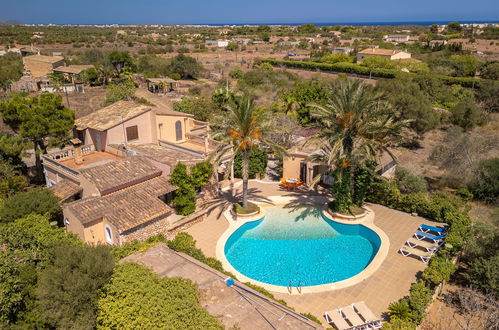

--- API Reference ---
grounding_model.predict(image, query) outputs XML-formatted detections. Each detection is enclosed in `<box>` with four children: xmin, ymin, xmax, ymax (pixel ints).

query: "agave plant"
<box><xmin>309</xmin><ymin>79</ymin><xmax>409</xmax><ymax>211</ymax></box>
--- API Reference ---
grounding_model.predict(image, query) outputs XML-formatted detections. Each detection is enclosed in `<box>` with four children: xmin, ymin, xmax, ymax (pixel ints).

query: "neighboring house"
<box><xmin>205</xmin><ymin>40</ymin><xmax>229</xmax><ymax>47</ymax></box>
<box><xmin>22</xmin><ymin>54</ymin><xmax>65</xmax><ymax>78</ymax></box>
<box><xmin>383</xmin><ymin>35</ymin><xmax>410</xmax><ymax>43</ymax></box>
<box><xmin>357</xmin><ymin>48</ymin><xmax>412</xmax><ymax>61</ymax></box>
<box><xmin>332</xmin><ymin>47</ymin><xmax>353</xmax><ymax>55</ymax></box>
<box><xmin>282</xmin><ymin>140</ymin><xmax>400</xmax><ymax>186</ymax></box>
<box><xmin>232</xmin><ymin>38</ymin><xmax>251</xmax><ymax>45</ymax></box>
<box><xmin>278</xmin><ymin>41</ymin><xmax>299</xmax><ymax>46</ymax></box>
<box><xmin>0</xmin><ymin>47</ymin><xmax>21</xmax><ymax>56</ymax></box>
<box><xmin>429</xmin><ymin>40</ymin><xmax>448</xmax><ymax>48</ymax></box>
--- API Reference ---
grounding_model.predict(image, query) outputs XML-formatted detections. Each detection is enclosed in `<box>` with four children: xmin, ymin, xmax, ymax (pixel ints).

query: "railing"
<box><xmin>43</xmin><ymin>144</ymin><xmax>95</xmax><ymax>161</ymax></box>
<box><xmin>41</xmin><ymin>156</ymin><xmax>80</xmax><ymax>178</ymax></box>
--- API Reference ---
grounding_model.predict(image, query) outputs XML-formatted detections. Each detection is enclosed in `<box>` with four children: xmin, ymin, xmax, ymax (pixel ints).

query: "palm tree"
<box><xmin>309</xmin><ymin>79</ymin><xmax>409</xmax><ymax>211</ymax></box>
<box><xmin>211</xmin><ymin>94</ymin><xmax>284</xmax><ymax>209</ymax></box>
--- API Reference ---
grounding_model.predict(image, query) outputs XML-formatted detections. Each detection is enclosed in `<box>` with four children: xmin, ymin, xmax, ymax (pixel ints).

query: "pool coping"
<box><xmin>215</xmin><ymin>196</ymin><xmax>390</xmax><ymax>294</ymax></box>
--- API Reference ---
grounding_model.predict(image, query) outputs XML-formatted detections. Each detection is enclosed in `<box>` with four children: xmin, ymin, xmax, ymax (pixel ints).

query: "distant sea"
<box><xmin>199</xmin><ymin>20</ymin><xmax>498</xmax><ymax>26</ymax></box>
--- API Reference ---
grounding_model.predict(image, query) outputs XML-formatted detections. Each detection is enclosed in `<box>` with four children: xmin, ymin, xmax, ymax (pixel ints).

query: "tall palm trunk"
<box><xmin>242</xmin><ymin>149</ymin><xmax>250</xmax><ymax>209</ymax></box>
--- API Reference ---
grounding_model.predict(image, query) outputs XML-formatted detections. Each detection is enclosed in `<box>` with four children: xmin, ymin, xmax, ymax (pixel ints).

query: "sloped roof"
<box><xmin>23</xmin><ymin>54</ymin><xmax>64</xmax><ymax>63</ymax></box>
<box><xmin>49</xmin><ymin>179</ymin><xmax>83</xmax><ymax>201</ymax></box>
<box><xmin>75</xmin><ymin>101</ymin><xmax>152</xmax><ymax>131</ymax></box>
<box><xmin>358</xmin><ymin>48</ymin><xmax>407</xmax><ymax>56</ymax></box>
<box><xmin>134</xmin><ymin>88</ymin><xmax>194</xmax><ymax>117</ymax></box>
<box><xmin>53</xmin><ymin>65</ymin><xmax>93</xmax><ymax>74</ymax></box>
<box><xmin>79</xmin><ymin>156</ymin><xmax>162</xmax><ymax>196</ymax></box>
<box><xmin>65</xmin><ymin>176</ymin><xmax>176</xmax><ymax>232</ymax></box>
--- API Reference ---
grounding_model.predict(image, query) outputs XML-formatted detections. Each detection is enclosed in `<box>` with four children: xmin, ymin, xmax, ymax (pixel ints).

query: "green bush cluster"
<box><xmin>96</xmin><ymin>262</ymin><xmax>223</xmax><ymax>329</ymax></box>
<box><xmin>261</xmin><ymin>58</ymin><xmax>398</xmax><ymax>78</ymax></box>
<box><xmin>169</xmin><ymin>162</ymin><xmax>213</xmax><ymax>216</ymax></box>
<box><xmin>261</xmin><ymin>58</ymin><xmax>491</xmax><ymax>90</ymax></box>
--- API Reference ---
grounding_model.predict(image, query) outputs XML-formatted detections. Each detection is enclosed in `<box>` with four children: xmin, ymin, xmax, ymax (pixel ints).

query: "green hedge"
<box><xmin>261</xmin><ymin>58</ymin><xmax>490</xmax><ymax>89</ymax></box>
<box><xmin>261</xmin><ymin>58</ymin><xmax>398</xmax><ymax>78</ymax></box>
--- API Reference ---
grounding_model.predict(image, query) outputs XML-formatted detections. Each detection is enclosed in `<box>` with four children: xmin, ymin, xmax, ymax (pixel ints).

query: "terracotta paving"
<box><xmin>184</xmin><ymin>181</ymin><xmax>445</xmax><ymax>327</ymax></box>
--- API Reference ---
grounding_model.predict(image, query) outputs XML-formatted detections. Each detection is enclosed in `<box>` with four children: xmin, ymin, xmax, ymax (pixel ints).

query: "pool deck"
<box><xmin>184</xmin><ymin>180</ymin><xmax>445</xmax><ymax>327</ymax></box>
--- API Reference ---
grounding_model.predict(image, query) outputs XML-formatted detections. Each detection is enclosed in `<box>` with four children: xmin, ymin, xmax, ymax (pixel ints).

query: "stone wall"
<box><xmin>119</xmin><ymin>215</ymin><xmax>171</xmax><ymax>244</ymax></box>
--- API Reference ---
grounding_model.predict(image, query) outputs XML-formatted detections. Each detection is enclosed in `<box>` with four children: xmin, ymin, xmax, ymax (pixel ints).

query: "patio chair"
<box><xmin>414</xmin><ymin>230</ymin><xmax>446</xmax><ymax>243</ymax></box>
<box><xmin>405</xmin><ymin>237</ymin><xmax>443</xmax><ymax>252</ymax></box>
<box><xmin>341</xmin><ymin>305</ymin><xmax>366</xmax><ymax>329</ymax></box>
<box><xmin>418</xmin><ymin>224</ymin><xmax>449</xmax><ymax>234</ymax></box>
<box><xmin>324</xmin><ymin>309</ymin><xmax>351</xmax><ymax>330</ymax></box>
<box><xmin>399</xmin><ymin>246</ymin><xmax>436</xmax><ymax>263</ymax></box>
<box><xmin>352</xmin><ymin>301</ymin><xmax>382</xmax><ymax>329</ymax></box>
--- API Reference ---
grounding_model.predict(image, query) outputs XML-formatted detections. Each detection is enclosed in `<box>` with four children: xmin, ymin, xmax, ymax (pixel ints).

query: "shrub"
<box><xmin>96</xmin><ymin>263</ymin><xmax>223</xmax><ymax>329</ymax></box>
<box><xmin>465</xmin><ymin>254</ymin><xmax>499</xmax><ymax>296</ymax></box>
<box><xmin>168</xmin><ymin>72</ymin><xmax>181</xmax><ymax>80</ymax></box>
<box><xmin>0</xmin><ymin>188</ymin><xmax>61</xmax><ymax>223</ymax></box>
<box><xmin>451</xmin><ymin>98</ymin><xmax>486</xmax><ymax>130</ymax></box>
<box><xmin>456</xmin><ymin>188</ymin><xmax>473</xmax><ymax>201</ymax></box>
<box><xmin>169</xmin><ymin>163</ymin><xmax>196</xmax><ymax>216</ymax></box>
<box><xmin>468</xmin><ymin>158</ymin><xmax>499</xmax><ymax>203</ymax></box>
<box><xmin>387</xmin><ymin>298</ymin><xmax>413</xmax><ymax>321</ymax></box>
<box><xmin>395</xmin><ymin>167</ymin><xmax>427</xmax><ymax>193</ymax></box>
<box><xmin>36</xmin><ymin>244</ymin><xmax>114</xmax><ymax>329</ymax></box>
<box><xmin>229</xmin><ymin>66</ymin><xmax>244</xmax><ymax>79</ymax></box>
<box><xmin>422</xmin><ymin>255</ymin><xmax>458</xmax><ymax>287</ymax></box>
<box><xmin>408</xmin><ymin>281</ymin><xmax>433</xmax><ymax>324</ymax></box>
<box><xmin>382</xmin><ymin>318</ymin><xmax>416</xmax><ymax>329</ymax></box>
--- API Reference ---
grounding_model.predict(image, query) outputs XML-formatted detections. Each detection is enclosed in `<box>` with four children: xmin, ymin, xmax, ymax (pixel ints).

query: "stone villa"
<box><xmin>44</xmin><ymin>99</ymin><xmax>223</xmax><ymax>246</ymax></box>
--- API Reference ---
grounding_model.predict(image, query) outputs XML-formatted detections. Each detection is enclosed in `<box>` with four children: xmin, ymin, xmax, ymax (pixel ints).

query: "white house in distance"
<box><xmin>332</xmin><ymin>47</ymin><xmax>353</xmax><ymax>55</ymax></box>
<box><xmin>357</xmin><ymin>48</ymin><xmax>412</xmax><ymax>61</ymax></box>
<box><xmin>383</xmin><ymin>35</ymin><xmax>410</xmax><ymax>43</ymax></box>
<box><xmin>205</xmin><ymin>40</ymin><xmax>229</xmax><ymax>47</ymax></box>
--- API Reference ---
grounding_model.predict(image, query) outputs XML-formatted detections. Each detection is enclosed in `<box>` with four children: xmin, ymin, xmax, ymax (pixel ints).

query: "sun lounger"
<box><xmin>341</xmin><ymin>306</ymin><xmax>365</xmax><ymax>328</ymax></box>
<box><xmin>414</xmin><ymin>230</ymin><xmax>446</xmax><ymax>243</ymax></box>
<box><xmin>324</xmin><ymin>309</ymin><xmax>351</xmax><ymax>330</ymax></box>
<box><xmin>419</xmin><ymin>224</ymin><xmax>448</xmax><ymax>234</ymax></box>
<box><xmin>405</xmin><ymin>237</ymin><xmax>443</xmax><ymax>252</ymax></box>
<box><xmin>399</xmin><ymin>246</ymin><xmax>436</xmax><ymax>263</ymax></box>
<box><xmin>353</xmin><ymin>301</ymin><xmax>382</xmax><ymax>329</ymax></box>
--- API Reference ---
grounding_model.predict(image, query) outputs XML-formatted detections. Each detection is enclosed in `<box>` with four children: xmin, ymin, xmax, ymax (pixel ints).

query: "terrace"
<box><xmin>178</xmin><ymin>180</ymin><xmax>445</xmax><ymax>328</ymax></box>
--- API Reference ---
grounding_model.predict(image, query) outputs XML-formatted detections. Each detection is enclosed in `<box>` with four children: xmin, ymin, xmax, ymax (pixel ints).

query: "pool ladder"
<box><xmin>288</xmin><ymin>281</ymin><xmax>303</xmax><ymax>294</ymax></box>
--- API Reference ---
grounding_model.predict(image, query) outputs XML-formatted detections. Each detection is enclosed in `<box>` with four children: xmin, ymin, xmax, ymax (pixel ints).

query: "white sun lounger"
<box><xmin>353</xmin><ymin>301</ymin><xmax>382</xmax><ymax>329</ymax></box>
<box><xmin>324</xmin><ymin>309</ymin><xmax>351</xmax><ymax>330</ymax></box>
<box><xmin>341</xmin><ymin>305</ymin><xmax>366</xmax><ymax>329</ymax></box>
<box><xmin>405</xmin><ymin>237</ymin><xmax>443</xmax><ymax>252</ymax></box>
<box><xmin>399</xmin><ymin>246</ymin><xmax>436</xmax><ymax>263</ymax></box>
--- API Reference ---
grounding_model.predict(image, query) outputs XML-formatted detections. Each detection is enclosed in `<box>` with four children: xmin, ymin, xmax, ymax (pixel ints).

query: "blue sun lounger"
<box><xmin>414</xmin><ymin>230</ymin><xmax>446</xmax><ymax>243</ymax></box>
<box><xmin>419</xmin><ymin>224</ymin><xmax>449</xmax><ymax>234</ymax></box>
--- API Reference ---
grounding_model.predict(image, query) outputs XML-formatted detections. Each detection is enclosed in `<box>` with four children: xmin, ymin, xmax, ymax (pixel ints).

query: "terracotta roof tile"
<box><xmin>65</xmin><ymin>176</ymin><xmax>177</xmax><ymax>232</ymax></box>
<box><xmin>75</xmin><ymin>101</ymin><xmax>152</xmax><ymax>131</ymax></box>
<box><xmin>80</xmin><ymin>156</ymin><xmax>162</xmax><ymax>195</ymax></box>
<box><xmin>49</xmin><ymin>179</ymin><xmax>82</xmax><ymax>201</ymax></box>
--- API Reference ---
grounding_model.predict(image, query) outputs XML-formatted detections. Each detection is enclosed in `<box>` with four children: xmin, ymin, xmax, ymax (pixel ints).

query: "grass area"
<box><xmin>234</xmin><ymin>201</ymin><xmax>260</xmax><ymax>214</ymax></box>
<box><xmin>328</xmin><ymin>202</ymin><xmax>366</xmax><ymax>216</ymax></box>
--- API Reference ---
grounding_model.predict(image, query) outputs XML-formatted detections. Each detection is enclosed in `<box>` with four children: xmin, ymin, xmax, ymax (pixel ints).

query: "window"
<box><xmin>105</xmin><ymin>225</ymin><xmax>113</xmax><ymax>244</ymax></box>
<box><xmin>175</xmin><ymin>120</ymin><xmax>182</xmax><ymax>141</ymax></box>
<box><xmin>158</xmin><ymin>123</ymin><xmax>163</xmax><ymax>140</ymax></box>
<box><xmin>126</xmin><ymin>125</ymin><xmax>139</xmax><ymax>141</ymax></box>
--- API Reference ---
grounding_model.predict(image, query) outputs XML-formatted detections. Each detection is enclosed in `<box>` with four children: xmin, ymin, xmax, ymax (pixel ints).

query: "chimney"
<box><xmin>70</xmin><ymin>138</ymin><xmax>83</xmax><ymax>165</ymax></box>
<box><xmin>204</xmin><ymin>137</ymin><xmax>209</xmax><ymax>154</ymax></box>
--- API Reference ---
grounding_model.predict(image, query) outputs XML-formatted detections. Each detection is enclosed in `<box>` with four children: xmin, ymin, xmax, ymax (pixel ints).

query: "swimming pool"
<box><xmin>224</xmin><ymin>205</ymin><xmax>381</xmax><ymax>287</ymax></box>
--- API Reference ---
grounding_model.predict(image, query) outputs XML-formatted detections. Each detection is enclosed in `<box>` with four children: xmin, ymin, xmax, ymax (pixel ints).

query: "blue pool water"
<box><xmin>224</xmin><ymin>206</ymin><xmax>381</xmax><ymax>287</ymax></box>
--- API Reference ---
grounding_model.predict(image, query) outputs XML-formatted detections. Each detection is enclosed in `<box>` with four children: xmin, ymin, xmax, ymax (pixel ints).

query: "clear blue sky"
<box><xmin>3</xmin><ymin>0</ymin><xmax>499</xmax><ymax>24</ymax></box>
